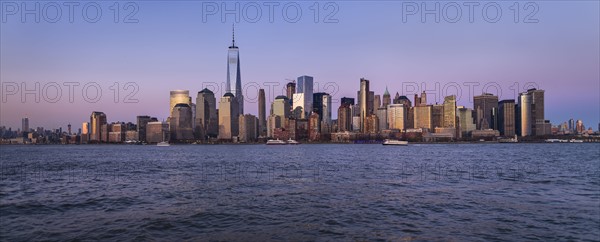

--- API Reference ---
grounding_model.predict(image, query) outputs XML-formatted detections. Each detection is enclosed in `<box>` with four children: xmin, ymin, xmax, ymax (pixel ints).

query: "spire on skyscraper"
<box><xmin>231</xmin><ymin>23</ymin><xmax>236</xmax><ymax>47</ymax></box>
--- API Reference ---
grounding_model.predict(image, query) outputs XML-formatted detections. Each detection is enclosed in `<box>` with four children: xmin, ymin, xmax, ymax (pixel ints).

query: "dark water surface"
<box><xmin>1</xmin><ymin>144</ymin><xmax>599</xmax><ymax>241</ymax></box>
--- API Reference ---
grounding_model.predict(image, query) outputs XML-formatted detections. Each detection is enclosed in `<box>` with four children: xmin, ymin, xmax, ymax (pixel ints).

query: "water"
<box><xmin>1</xmin><ymin>144</ymin><xmax>599</xmax><ymax>241</ymax></box>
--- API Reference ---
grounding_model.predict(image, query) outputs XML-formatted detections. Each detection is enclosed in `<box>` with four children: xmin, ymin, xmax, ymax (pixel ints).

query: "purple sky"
<box><xmin>1</xmin><ymin>1</ymin><xmax>599</xmax><ymax>130</ymax></box>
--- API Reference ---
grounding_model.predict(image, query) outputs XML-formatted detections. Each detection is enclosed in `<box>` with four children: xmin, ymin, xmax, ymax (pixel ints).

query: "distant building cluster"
<box><xmin>2</xmin><ymin>28</ymin><xmax>599</xmax><ymax>144</ymax></box>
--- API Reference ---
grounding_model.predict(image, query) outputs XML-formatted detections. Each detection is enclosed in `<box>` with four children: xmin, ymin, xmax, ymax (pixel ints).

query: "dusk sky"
<box><xmin>1</xmin><ymin>1</ymin><xmax>599</xmax><ymax>130</ymax></box>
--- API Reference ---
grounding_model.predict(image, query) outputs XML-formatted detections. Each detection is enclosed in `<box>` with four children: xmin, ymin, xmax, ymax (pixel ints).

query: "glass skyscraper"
<box><xmin>227</xmin><ymin>26</ymin><xmax>243</xmax><ymax>115</ymax></box>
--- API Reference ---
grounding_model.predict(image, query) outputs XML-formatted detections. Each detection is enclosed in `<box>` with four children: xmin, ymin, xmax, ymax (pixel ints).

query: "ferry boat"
<box><xmin>382</xmin><ymin>139</ymin><xmax>408</xmax><ymax>146</ymax></box>
<box><xmin>266</xmin><ymin>139</ymin><xmax>287</xmax><ymax>145</ymax></box>
<box><xmin>286</xmin><ymin>139</ymin><xmax>300</xmax><ymax>145</ymax></box>
<box><xmin>156</xmin><ymin>141</ymin><xmax>171</xmax><ymax>147</ymax></box>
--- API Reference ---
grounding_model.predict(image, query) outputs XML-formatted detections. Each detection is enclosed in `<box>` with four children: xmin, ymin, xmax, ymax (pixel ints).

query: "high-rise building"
<box><xmin>382</xmin><ymin>87</ymin><xmax>391</xmax><ymax>108</ymax></box>
<box><xmin>89</xmin><ymin>111</ymin><xmax>107</xmax><ymax>142</ymax></box>
<box><xmin>517</xmin><ymin>92</ymin><xmax>532</xmax><ymax>136</ymax></box>
<box><xmin>498</xmin><ymin>100</ymin><xmax>516</xmax><ymax>137</ymax></box>
<box><xmin>226</xmin><ymin>25</ymin><xmax>243</xmax><ymax>115</ymax></box>
<box><xmin>313</xmin><ymin>92</ymin><xmax>332</xmax><ymax>125</ymax></box>
<box><xmin>267</xmin><ymin>115</ymin><xmax>282</xmax><ymax>138</ymax></box>
<box><xmin>136</xmin><ymin>115</ymin><xmax>152</xmax><ymax>142</ymax></box>
<box><xmin>457</xmin><ymin>107</ymin><xmax>476</xmax><ymax>137</ymax></box>
<box><xmin>195</xmin><ymin>88</ymin><xmax>218</xmax><ymax>138</ymax></box>
<box><xmin>414</xmin><ymin>105</ymin><xmax>432</xmax><ymax>131</ymax></box>
<box><xmin>309</xmin><ymin>112</ymin><xmax>321</xmax><ymax>141</ymax></box>
<box><xmin>170</xmin><ymin>90</ymin><xmax>190</xmax><ymax>115</ymax></box>
<box><xmin>443</xmin><ymin>95</ymin><xmax>457</xmax><ymax>128</ymax></box>
<box><xmin>474</xmin><ymin>93</ymin><xmax>499</xmax><ymax>130</ymax></box>
<box><xmin>21</xmin><ymin>117</ymin><xmax>29</xmax><ymax>133</ymax></box>
<box><xmin>431</xmin><ymin>104</ymin><xmax>444</xmax><ymax>130</ymax></box>
<box><xmin>376</xmin><ymin>107</ymin><xmax>388</xmax><ymax>130</ymax></box>
<box><xmin>146</xmin><ymin>121</ymin><xmax>169</xmax><ymax>143</ymax></box>
<box><xmin>387</xmin><ymin>104</ymin><xmax>407</xmax><ymax>131</ymax></box>
<box><xmin>529</xmin><ymin>89</ymin><xmax>545</xmax><ymax>136</ymax></box>
<box><xmin>569</xmin><ymin>118</ymin><xmax>575</xmax><ymax>132</ymax></box>
<box><xmin>81</xmin><ymin>122</ymin><xmax>89</xmax><ymax>143</ymax></box>
<box><xmin>296</xmin><ymin>75</ymin><xmax>314</xmax><ymax>118</ymax></box>
<box><xmin>218</xmin><ymin>93</ymin><xmax>239</xmax><ymax>140</ymax></box>
<box><xmin>359</xmin><ymin>78</ymin><xmax>370</xmax><ymax>133</ymax></box>
<box><xmin>337</xmin><ymin>104</ymin><xmax>352</xmax><ymax>132</ymax></box>
<box><xmin>576</xmin><ymin>120</ymin><xmax>584</xmax><ymax>134</ymax></box>
<box><xmin>374</xmin><ymin>95</ymin><xmax>381</xmax><ymax>109</ymax></box>
<box><xmin>272</xmin><ymin>95</ymin><xmax>291</xmax><ymax>118</ymax></box>
<box><xmin>366</xmin><ymin>114</ymin><xmax>379</xmax><ymax>134</ymax></box>
<box><xmin>239</xmin><ymin>114</ymin><xmax>258</xmax><ymax>142</ymax></box>
<box><xmin>258</xmin><ymin>89</ymin><xmax>266</xmax><ymax>137</ymax></box>
<box><xmin>170</xmin><ymin>104</ymin><xmax>194</xmax><ymax>141</ymax></box>
<box><xmin>286</xmin><ymin>81</ymin><xmax>296</xmax><ymax>101</ymax></box>
<box><xmin>517</xmin><ymin>89</ymin><xmax>545</xmax><ymax>136</ymax></box>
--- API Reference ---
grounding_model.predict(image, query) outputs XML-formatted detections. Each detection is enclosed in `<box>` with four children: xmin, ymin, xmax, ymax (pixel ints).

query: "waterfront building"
<box><xmin>359</xmin><ymin>78</ymin><xmax>371</xmax><ymax>133</ymax></box>
<box><xmin>89</xmin><ymin>111</ymin><xmax>107</xmax><ymax>142</ymax></box>
<box><xmin>195</xmin><ymin>88</ymin><xmax>218</xmax><ymax>139</ymax></box>
<box><xmin>258</xmin><ymin>89</ymin><xmax>266</xmax><ymax>137</ymax></box>
<box><xmin>474</xmin><ymin>93</ymin><xmax>499</xmax><ymax>130</ymax></box>
<box><xmin>498</xmin><ymin>100</ymin><xmax>516</xmax><ymax>137</ymax></box>
<box><xmin>387</xmin><ymin>104</ymin><xmax>407</xmax><ymax>131</ymax></box>
<box><xmin>170</xmin><ymin>103</ymin><xmax>194</xmax><ymax>141</ymax></box>
<box><xmin>218</xmin><ymin>93</ymin><xmax>239</xmax><ymax>140</ymax></box>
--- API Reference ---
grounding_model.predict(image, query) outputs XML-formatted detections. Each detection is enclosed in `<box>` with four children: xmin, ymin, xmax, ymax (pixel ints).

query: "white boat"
<box><xmin>382</xmin><ymin>139</ymin><xmax>408</xmax><ymax>146</ymax></box>
<box><xmin>569</xmin><ymin>139</ymin><xmax>583</xmax><ymax>143</ymax></box>
<box><xmin>157</xmin><ymin>141</ymin><xmax>170</xmax><ymax>147</ymax></box>
<box><xmin>498</xmin><ymin>135</ymin><xmax>518</xmax><ymax>143</ymax></box>
<box><xmin>266</xmin><ymin>139</ymin><xmax>287</xmax><ymax>145</ymax></box>
<box><xmin>286</xmin><ymin>139</ymin><xmax>300</xmax><ymax>145</ymax></box>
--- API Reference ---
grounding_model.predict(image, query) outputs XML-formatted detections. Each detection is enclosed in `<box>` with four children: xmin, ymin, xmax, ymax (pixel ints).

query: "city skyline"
<box><xmin>1</xmin><ymin>1</ymin><xmax>599</xmax><ymax>129</ymax></box>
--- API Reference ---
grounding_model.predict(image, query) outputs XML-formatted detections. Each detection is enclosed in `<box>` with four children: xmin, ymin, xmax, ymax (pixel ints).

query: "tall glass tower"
<box><xmin>227</xmin><ymin>25</ymin><xmax>243</xmax><ymax>115</ymax></box>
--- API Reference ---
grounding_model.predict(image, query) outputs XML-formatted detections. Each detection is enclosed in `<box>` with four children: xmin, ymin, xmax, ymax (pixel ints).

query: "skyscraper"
<box><xmin>21</xmin><ymin>117</ymin><xmax>29</xmax><ymax>133</ymax></box>
<box><xmin>359</xmin><ymin>78</ymin><xmax>370</xmax><ymax>133</ymax></box>
<box><xmin>313</xmin><ymin>92</ymin><xmax>332</xmax><ymax>125</ymax></box>
<box><xmin>374</xmin><ymin>94</ymin><xmax>381</xmax><ymax>109</ymax></box>
<box><xmin>170</xmin><ymin>90</ymin><xmax>190</xmax><ymax>115</ymax></box>
<box><xmin>382</xmin><ymin>87</ymin><xmax>391</xmax><ymax>108</ymax></box>
<box><xmin>431</xmin><ymin>104</ymin><xmax>444</xmax><ymax>130</ymax></box>
<box><xmin>443</xmin><ymin>95</ymin><xmax>457</xmax><ymax>128</ymax></box>
<box><xmin>387</xmin><ymin>104</ymin><xmax>407</xmax><ymax>131</ymax></box>
<box><xmin>170</xmin><ymin>103</ymin><xmax>194</xmax><ymax>141</ymax></box>
<box><xmin>414</xmin><ymin>91</ymin><xmax>427</xmax><ymax>107</ymax></box>
<box><xmin>457</xmin><ymin>107</ymin><xmax>476</xmax><ymax>137</ymax></box>
<box><xmin>258</xmin><ymin>89</ymin><xmax>266</xmax><ymax>137</ymax></box>
<box><xmin>474</xmin><ymin>93</ymin><xmax>499</xmax><ymax>130</ymax></box>
<box><xmin>569</xmin><ymin>118</ymin><xmax>575</xmax><ymax>132</ymax></box>
<box><xmin>338</xmin><ymin>104</ymin><xmax>352</xmax><ymax>132</ymax></box>
<box><xmin>239</xmin><ymin>114</ymin><xmax>258</xmax><ymax>142</ymax></box>
<box><xmin>296</xmin><ymin>75</ymin><xmax>314</xmax><ymax>118</ymax></box>
<box><xmin>518</xmin><ymin>92</ymin><xmax>532</xmax><ymax>136</ymax></box>
<box><xmin>89</xmin><ymin>111</ymin><xmax>107</xmax><ymax>142</ymax></box>
<box><xmin>218</xmin><ymin>93</ymin><xmax>239</xmax><ymax>140</ymax></box>
<box><xmin>498</xmin><ymin>100</ymin><xmax>516</xmax><ymax>137</ymax></box>
<box><xmin>414</xmin><ymin>105</ymin><xmax>432</xmax><ymax>131</ymax></box>
<box><xmin>227</xmin><ymin>25</ymin><xmax>243</xmax><ymax>115</ymax></box>
<box><xmin>529</xmin><ymin>89</ymin><xmax>545</xmax><ymax>135</ymax></box>
<box><xmin>196</xmin><ymin>88</ymin><xmax>218</xmax><ymax>138</ymax></box>
<box><xmin>136</xmin><ymin>115</ymin><xmax>153</xmax><ymax>142</ymax></box>
<box><xmin>286</xmin><ymin>81</ymin><xmax>296</xmax><ymax>100</ymax></box>
<box><xmin>517</xmin><ymin>89</ymin><xmax>545</xmax><ymax>136</ymax></box>
<box><xmin>272</xmin><ymin>96</ymin><xmax>291</xmax><ymax>118</ymax></box>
